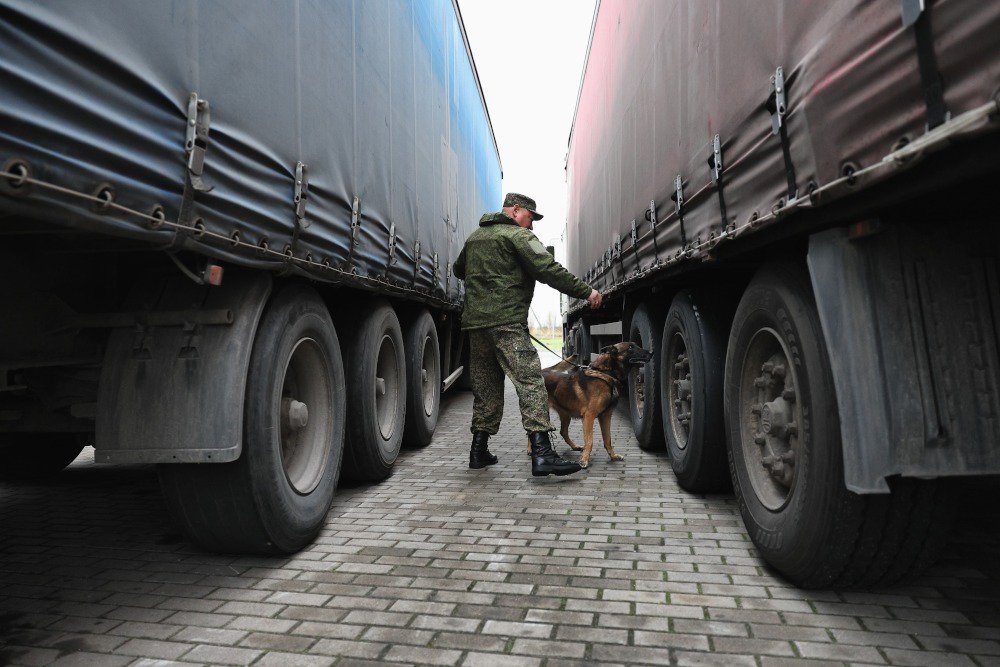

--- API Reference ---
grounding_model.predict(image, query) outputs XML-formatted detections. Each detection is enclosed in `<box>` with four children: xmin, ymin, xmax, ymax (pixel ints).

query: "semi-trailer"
<box><xmin>563</xmin><ymin>0</ymin><xmax>1000</xmax><ymax>587</ymax></box>
<box><xmin>0</xmin><ymin>0</ymin><xmax>500</xmax><ymax>553</ymax></box>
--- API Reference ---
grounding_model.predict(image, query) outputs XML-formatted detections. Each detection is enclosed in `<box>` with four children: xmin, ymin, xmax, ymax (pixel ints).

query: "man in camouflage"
<box><xmin>454</xmin><ymin>193</ymin><xmax>602</xmax><ymax>476</ymax></box>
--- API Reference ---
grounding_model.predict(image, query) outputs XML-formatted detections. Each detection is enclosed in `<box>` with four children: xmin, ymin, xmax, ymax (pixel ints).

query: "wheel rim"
<box><xmin>279</xmin><ymin>337</ymin><xmax>333</xmax><ymax>495</ymax></box>
<box><xmin>420</xmin><ymin>333</ymin><xmax>440</xmax><ymax>418</ymax></box>
<box><xmin>375</xmin><ymin>334</ymin><xmax>400</xmax><ymax>441</ymax></box>
<box><xmin>631</xmin><ymin>331</ymin><xmax>646</xmax><ymax>416</ymax></box>
<box><xmin>738</xmin><ymin>327</ymin><xmax>802</xmax><ymax>511</ymax></box>
<box><xmin>667</xmin><ymin>331</ymin><xmax>692</xmax><ymax>450</ymax></box>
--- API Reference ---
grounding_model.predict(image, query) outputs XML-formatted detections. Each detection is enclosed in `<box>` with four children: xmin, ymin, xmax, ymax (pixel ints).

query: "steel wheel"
<box><xmin>279</xmin><ymin>338</ymin><xmax>334</xmax><ymax>494</ymax></box>
<box><xmin>375</xmin><ymin>334</ymin><xmax>401</xmax><ymax>443</ymax></box>
<box><xmin>666</xmin><ymin>332</ymin><xmax>692</xmax><ymax>451</ymax></box>
<box><xmin>738</xmin><ymin>327</ymin><xmax>801</xmax><ymax>511</ymax></box>
<box><xmin>420</xmin><ymin>333</ymin><xmax>440</xmax><ymax>418</ymax></box>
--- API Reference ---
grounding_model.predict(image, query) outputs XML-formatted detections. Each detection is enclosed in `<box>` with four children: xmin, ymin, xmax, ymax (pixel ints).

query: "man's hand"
<box><xmin>587</xmin><ymin>289</ymin><xmax>603</xmax><ymax>309</ymax></box>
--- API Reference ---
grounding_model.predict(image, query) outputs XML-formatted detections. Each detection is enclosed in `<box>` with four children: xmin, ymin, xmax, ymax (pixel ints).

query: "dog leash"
<box><xmin>528</xmin><ymin>332</ymin><xmax>585</xmax><ymax>368</ymax></box>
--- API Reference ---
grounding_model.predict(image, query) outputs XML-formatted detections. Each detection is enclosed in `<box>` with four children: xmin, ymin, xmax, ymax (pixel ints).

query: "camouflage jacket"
<box><xmin>454</xmin><ymin>212</ymin><xmax>592</xmax><ymax>331</ymax></box>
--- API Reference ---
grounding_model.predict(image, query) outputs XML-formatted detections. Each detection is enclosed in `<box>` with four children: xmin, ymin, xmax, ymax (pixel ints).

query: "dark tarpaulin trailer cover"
<box><xmin>565</xmin><ymin>0</ymin><xmax>1000</xmax><ymax>304</ymax></box>
<box><xmin>0</xmin><ymin>0</ymin><xmax>501</xmax><ymax>308</ymax></box>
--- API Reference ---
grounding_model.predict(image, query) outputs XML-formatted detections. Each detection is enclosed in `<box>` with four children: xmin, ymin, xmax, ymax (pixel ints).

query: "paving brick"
<box><xmin>794</xmin><ymin>640</ymin><xmax>887</xmax><ymax>663</ymax></box>
<box><xmin>432</xmin><ymin>631</ymin><xmax>508</xmax><ymax>652</ymax></box>
<box><xmin>113</xmin><ymin>638</ymin><xmax>193</xmax><ymax>660</ymax></box>
<box><xmin>181</xmin><ymin>644</ymin><xmax>262</xmax><ymax>665</ymax></box>
<box><xmin>462</xmin><ymin>652</ymin><xmax>542</xmax><ymax>667</ymax></box>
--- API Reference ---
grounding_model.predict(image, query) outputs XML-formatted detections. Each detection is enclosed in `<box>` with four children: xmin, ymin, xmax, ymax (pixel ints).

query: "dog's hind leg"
<box><xmin>599</xmin><ymin>410</ymin><xmax>623</xmax><ymax>461</ymax></box>
<box><xmin>580</xmin><ymin>413</ymin><xmax>595</xmax><ymax>468</ymax></box>
<box><xmin>559</xmin><ymin>410</ymin><xmax>582</xmax><ymax>451</ymax></box>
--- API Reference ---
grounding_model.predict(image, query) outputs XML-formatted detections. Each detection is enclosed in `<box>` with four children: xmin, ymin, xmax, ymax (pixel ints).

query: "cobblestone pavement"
<box><xmin>2</xmin><ymin>349</ymin><xmax>1000</xmax><ymax>666</ymax></box>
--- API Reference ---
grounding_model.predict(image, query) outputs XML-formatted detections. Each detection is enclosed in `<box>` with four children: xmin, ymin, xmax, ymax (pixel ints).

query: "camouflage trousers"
<box><xmin>469</xmin><ymin>322</ymin><xmax>553</xmax><ymax>435</ymax></box>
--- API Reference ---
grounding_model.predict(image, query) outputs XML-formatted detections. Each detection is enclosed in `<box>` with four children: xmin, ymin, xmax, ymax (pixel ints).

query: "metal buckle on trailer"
<box><xmin>185</xmin><ymin>94</ymin><xmax>212</xmax><ymax>193</ymax></box>
<box><xmin>670</xmin><ymin>179</ymin><xmax>688</xmax><ymax>248</ymax></box>
<box><xmin>350</xmin><ymin>196</ymin><xmax>361</xmax><ymax>245</ymax></box>
<box><xmin>708</xmin><ymin>134</ymin><xmax>729</xmax><ymax>230</ymax></box>
<box><xmin>768</xmin><ymin>67</ymin><xmax>787</xmax><ymax>136</ymax></box>
<box><xmin>411</xmin><ymin>240</ymin><xmax>421</xmax><ymax>287</ymax></box>
<box><xmin>432</xmin><ymin>252</ymin><xmax>440</xmax><ymax>288</ymax></box>
<box><xmin>766</xmin><ymin>67</ymin><xmax>798</xmax><ymax>202</ymax></box>
<box><xmin>387</xmin><ymin>223</ymin><xmax>398</xmax><ymax>265</ymax></box>
<box><xmin>293</xmin><ymin>162</ymin><xmax>310</xmax><ymax>227</ymax></box>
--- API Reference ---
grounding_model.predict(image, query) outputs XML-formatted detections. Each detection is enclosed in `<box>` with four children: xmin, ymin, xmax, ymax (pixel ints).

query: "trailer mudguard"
<box><xmin>95</xmin><ymin>271</ymin><xmax>271</xmax><ymax>464</ymax></box>
<box><xmin>808</xmin><ymin>226</ymin><xmax>1000</xmax><ymax>493</ymax></box>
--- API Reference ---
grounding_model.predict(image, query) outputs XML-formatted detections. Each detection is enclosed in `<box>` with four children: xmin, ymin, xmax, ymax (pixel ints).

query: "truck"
<box><xmin>0</xmin><ymin>0</ymin><xmax>500</xmax><ymax>553</ymax></box>
<box><xmin>563</xmin><ymin>0</ymin><xmax>1000</xmax><ymax>588</ymax></box>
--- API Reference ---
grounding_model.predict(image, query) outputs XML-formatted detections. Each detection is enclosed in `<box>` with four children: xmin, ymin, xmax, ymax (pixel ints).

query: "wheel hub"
<box><xmin>278</xmin><ymin>337</ymin><xmax>333</xmax><ymax>495</ymax></box>
<box><xmin>374</xmin><ymin>334</ymin><xmax>399</xmax><ymax>440</ymax></box>
<box><xmin>740</xmin><ymin>331</ymin><xmax>802</xmax><ymax>510</ymax></box>
<box><xmin>667</xmin><ymin>333</ymin><xmax>692</xmax><ymax>450</ymax></box>
<box><xmin>282</xmin><ymin>399</ymin><xmax>309</xmax><ymax>431</ymax></box>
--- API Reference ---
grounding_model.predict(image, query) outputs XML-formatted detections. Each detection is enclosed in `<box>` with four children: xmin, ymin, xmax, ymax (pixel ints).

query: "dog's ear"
<box><xmin>600</xmin><ymin>344</ymin><xmax>616</xmax><ymax>354</ymax></box>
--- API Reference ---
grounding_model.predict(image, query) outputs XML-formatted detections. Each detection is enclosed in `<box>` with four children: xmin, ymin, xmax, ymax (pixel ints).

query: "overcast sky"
<box><xmin>459</xmin><ymin>0</ymin><xmax>597</xmax><ymax>332</ymax></box>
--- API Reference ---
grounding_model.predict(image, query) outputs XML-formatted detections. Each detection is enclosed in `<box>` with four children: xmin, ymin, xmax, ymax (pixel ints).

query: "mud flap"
<box><xmin>96</xmin><ymin>271</ymin><xmax>271</xmax><ymax>463</ymax></box>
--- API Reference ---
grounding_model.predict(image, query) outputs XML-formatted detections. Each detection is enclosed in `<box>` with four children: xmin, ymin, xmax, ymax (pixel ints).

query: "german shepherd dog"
<box><xmin>539</xmin><ymin>342</ymin><xmax>653</xmax><ymax>468</ymax></box>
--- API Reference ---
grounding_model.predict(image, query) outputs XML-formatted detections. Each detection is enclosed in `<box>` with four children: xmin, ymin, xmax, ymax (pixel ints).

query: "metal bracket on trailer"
<box><xmin>387</xmin><ymin>222</ymin><xmax>398</xmax><ymax>267</ymax></box>
<box><xmin>173</xmin><ymin>93</ymin><xmax>213</xmax><ymax>251</ymax></box>
<box><xmin>185</xmin><ymin>94</ymin><xmax>213</xmax><ymax>193</ymax></box>
<box><xmin>293</xmin><ymin>162</ymin><xmax>310</xmax><ymax>226</ymax></box>
<box><xmin>96</xmin><ymin>271</ymin><xmax>272</xmax><ymax>464</ymax></box>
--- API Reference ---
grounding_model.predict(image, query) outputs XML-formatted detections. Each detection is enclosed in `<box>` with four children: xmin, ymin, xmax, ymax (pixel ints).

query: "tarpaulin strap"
<box><xmin>279</xmin><ymin>161</ymin><xmax>310</xmax><ymax>275</ymax></box>
<box><xmin>172</xmin><ymin>94</ymin><xmax>213</xmax><ymax>251</ymax></box>
<box><xmin>767</xmin><ymin>68</ymin><xmax>798</xmax><ymax>201</ymax></box>
<box><xmin>709</xmin><ymin>134</ymin><xmax>729</xmax><ymax>230</ymax></box>
<box><xmin>902</xmin><ymin>0</ymin><xmax>948</xmax><ymax>129</ymax></box>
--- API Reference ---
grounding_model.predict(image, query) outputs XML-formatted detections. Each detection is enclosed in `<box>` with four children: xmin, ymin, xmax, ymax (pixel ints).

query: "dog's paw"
<box><xmin>610</xmin><ymin>454</ymin><xmax>624</xmax><ymax>462</ymax></box>
<box><xmin>579</xmin><ymin>459</ymin><xmax>590</xmax><ymax>469</ymax></box>
<box><xmin>568</xmin><ymin>444</ymin><xmax>583</xmax><ymax>451</ymax></box>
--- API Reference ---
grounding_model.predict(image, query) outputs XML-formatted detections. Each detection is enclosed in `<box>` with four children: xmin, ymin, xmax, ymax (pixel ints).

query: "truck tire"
<box><xmin>0</xmin><ymin>433</ymin><xmax>87</xmax><ymax>479</ymax></box>
<box><xmin>660</xmin><ymin>291</ymin><xmax>729</xmax><ymax>492</ymax></box>
<box><xmin>403</xmin><ymin>309</ymin><xmax>440</xmax><ymax>447</ymax></box>
<box><xmin>158</xmin><ymin>284</ymin><xmax>346</xmax><ymax>554</ymax></box>
<box><xmin>572</xmin><ymin>322</ymin><xmax>592</xmax><ymax>363</ymax></box>
<box><xmin>725</xmin><ymin>263</ymin><xmax>954</xmax><ymax>588</ymax></box>
<box><xmin>628</xmin><ymin>303</ymin><xmax>665</xmax><ymax>451</ymax></box>
<box><xmin>341</xmin><ymin>300</ymin><xmax>406</xmax><ymax>481</ymax></box>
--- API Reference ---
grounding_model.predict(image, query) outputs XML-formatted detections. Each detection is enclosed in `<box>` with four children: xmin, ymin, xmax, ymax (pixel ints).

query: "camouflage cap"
<box><xmin>503</xmin><ymin>192</ymin><xmax>544</xmax><ymax>220</ymax></box>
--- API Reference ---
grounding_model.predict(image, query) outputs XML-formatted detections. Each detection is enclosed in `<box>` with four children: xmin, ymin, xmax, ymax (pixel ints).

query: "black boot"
<box><xmin>530</xmin><ymin>431</ymin><xmax>582</xmax><ymax>477</ymax></box>
<box><xmin>469</xmin><ymin>431</ymin><xmax>498</xmax><ymax>469</ymax></box>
